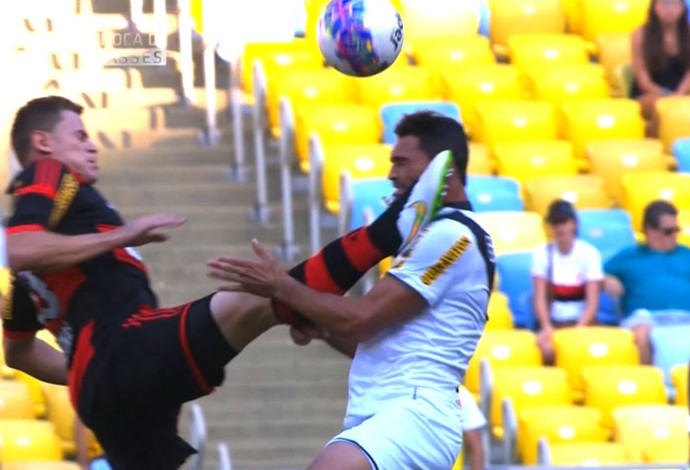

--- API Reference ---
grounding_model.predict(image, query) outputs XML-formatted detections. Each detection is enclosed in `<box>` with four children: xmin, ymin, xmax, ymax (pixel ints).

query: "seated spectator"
<box><xmin>457</xmin><ymin>385</ymin><xmax>487</xmax><ymax>470</ymax></box>
<box><xmin>531</xmin><ymin>200</ymin><xmax>603</xmax><ymax>364</ymax></box>
<box><xmin>631</xmin><ymin>0</ymin><xmax>690</xmax><ymax>136</ymax></box>
<box><xmin>604</xmin><ymin>200</ymin><xmax>690</xmax><ymax>364</ymax></box>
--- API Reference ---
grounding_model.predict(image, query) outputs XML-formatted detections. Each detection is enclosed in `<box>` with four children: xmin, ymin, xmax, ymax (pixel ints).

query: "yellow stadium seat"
<box><xmin>486</xmin><ymin>292</ymin><xmax>514</xmax><ymax>330</ymax></box>
<box><xmin>467</xmin><ymin>142</ymin><xmax>495</xmax><ymax>175</ymax></box>
<box><xmin>473</xmin><ymin>211</ymin><xmax>547</xmax><ymax>255</ymax></box>
<box><xmin>295</xmin><ymin>105</ymin><xmax>381</xmax><ymax>172</ymax></box>
<box><xmin>441</xmin><ymin>64</ymin><xmax>524</xmax><ymax>139</ymax></box>
<box><xmin>596</xmin><ymin>33</ymin><xmax>633</xmax><ymax>96</ymax></box>
<box><xmin>524</xmin><ymin>174</ymin><xmax>612</xmax><ymax>216</ymax></box>
<box><xmin>656</xmin><ymin>96</ymin><xmax>690</xmax><ymax>153</ymax></box>
<box><xmin>354</xmin><ymin>66</ymin><xmax>439</xmax><ymax>111</ymax></box>
<box><xmin>399</xmin><ymin>0</ymin><xmax>480</xmax><ymax>54</ymax></box>
<box><xmin>412</xmin><ymin>35</ymin><xmax>495</xmax><ymax>89</ymax></box>
<box><xmin>268</xmin><ymin>68</ymin><xmax>356</xmax><ymax>138</ymax></box>
<box><xmin>490</xmin><ymin>366</ymin><xmax>572</xmax><ymax>439</ymax></box>
<box><xmin>14</xmin><ymin>370</ymin><xmax>46</xmax><ymax>418</ymax></box>
<box><xmin>493</xmin><ymin>140</ymin><xmax>578</xmax><ymax>187</ymax></box>
<box><xmin>552</xmin><ymin>326</ymin><xmax>640</xmax><ymax>402</ymax></box>
<box><xmin>543</xmin><ymin>442</ymin><xmax>630</xmax><ymax>465</ymax></box>
<box><xmin>464</xmin><ymin>330</ymin><xmax>542</xmax><ymax>397</ymax></box>
<box><xmin>0</xmin><ymin>380</ymin><xmax>34</xmax><ymax>419</ymax></box>
<box><xmin>587</xmin><ymin>138</ymin><xmax>669</xmax><ymax>203</ymax></box>
<box><xmin>561</xmin><ymin>98</ymin><xmax>645</xmax><ymax>161</ymax></box>
<box><xmin>41</xmin><ymin>383</ymin><xmax>78</xmax><ymax>456</ymax></box>
<box><xmin>4</xmin><ymin>463</ymin><xmax>81</xmax><ymax>470</ymax></box>
<box><xmin>670</xmin><ymin>364</ymin><xmax>688</xmax><ymax>406</ymax></box>
<box><xmin>241</xmin><ymin>39</ymin><xmax>324</xmax><ymax>97</ymax></box>
<box><xmin>561</xmin><ymin>0</ymin><xmax>583</xmax><ymax>33</ymax></box>
<box><xmin>321</xmin><ymin>143</ymin><xmax>392</xmax><ymax>214</ymax></box>
<box><xmin>620</xmin><ymin>171</ymin><xmax>690</xmax><ymax>232</ymax></box>
<box><xmin>582</xmin><ymin>365</ymin><xmax>668</xmax><ymax>428</ymax></box>
<box><xmin>508</xmin><ymin>34</ymin><xmax>590</xmax><ymax>89</ymax></box>
<box><xmin>613</xmin><ymin>404</ymin><xmax>689</xmax><ymax>464</ymax></box>
<box><xmin>519</xmin><ymin>406</ymin><xmax>607</xmax><ymax>464</ymax></box>
<box><xmin>579</xmin><ymin>0</ymin><xmax>648</xmax><ymax>43</ymax></box>
<box><xmin>475</xmin><ymin>100</ymin><xmax>559</xmax><ymax>155</ymax></box>
<box><xmin>0</xmin><ymin>419</ymin><xmax>63</xmax><ymax>462</ymax></box>
<box><xmin>531</xmin><ymin>64</ymin><xmax>611</xmax><ymax>112</ymax></box>
<box><xmin>488</xmin><ymin>0</ymin><xmax>567</xmax><ymax>57</ymax></box>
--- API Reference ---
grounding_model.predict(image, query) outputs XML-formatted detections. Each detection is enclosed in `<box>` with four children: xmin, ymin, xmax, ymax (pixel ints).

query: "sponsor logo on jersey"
<box><xmin>421</xmin><ymin>236</ymin><xmax>471</xmax><ymax>285</ymax></box>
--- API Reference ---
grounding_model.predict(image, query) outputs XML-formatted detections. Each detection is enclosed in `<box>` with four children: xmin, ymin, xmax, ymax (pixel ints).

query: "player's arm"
<box><xmin>8</xmin><ymin>215</ymin><xmax>182</xmax><ymax>273</ymax></box>
<box><xmin>3</xmin><ymin>335</ymin><xmax>68</xmax><ymax>385</ymax></box>
<box><xmin>7</xmin><ymin>159</ymin><xmax>184</xmax><ymax>272</ymax></box>
<box><xmin>210</xmin><ymin>221</ymin><xmax>465</xmax><ymax>342</ymax></box>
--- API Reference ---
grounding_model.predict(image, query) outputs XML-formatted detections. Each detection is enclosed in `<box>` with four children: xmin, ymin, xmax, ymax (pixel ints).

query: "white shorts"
<box><xmin>328</xmin><ymin>389</ymin><xmax>463</xmax><ymax>470</ymax></box>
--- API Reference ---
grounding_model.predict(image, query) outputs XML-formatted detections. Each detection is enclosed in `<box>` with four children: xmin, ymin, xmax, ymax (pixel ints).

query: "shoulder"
<box><xmin>575</xmin><ymin>239</ymin><xmax>601</xmax><ymax>257</ymax></box>
<box><xmin>10</xmin><ymin>158</ymin><xmax>72</xmax><ymax>195</ymax></box>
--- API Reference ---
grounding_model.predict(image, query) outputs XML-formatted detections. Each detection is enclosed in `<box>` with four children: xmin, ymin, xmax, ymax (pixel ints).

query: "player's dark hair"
<box><xmin>643</xmin><ymin>199</ymin><xmax>678</xmax><ymax>229</ymax></box>
<box><xmin>394</xmin><ymin>110</ymin><xmax>469</xmax><ymax>185</ymax></box>
<box><xmin>11</xmin><ymin>96</ymin><xmax>83</xmax><ymax>167</ymax></box>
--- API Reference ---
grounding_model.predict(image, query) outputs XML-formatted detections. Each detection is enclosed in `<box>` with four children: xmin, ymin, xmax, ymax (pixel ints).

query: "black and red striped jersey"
<box><xmin>3</xmin><ymin>157</ymin><xmax>158</xmax><ymax>357</ymax></box>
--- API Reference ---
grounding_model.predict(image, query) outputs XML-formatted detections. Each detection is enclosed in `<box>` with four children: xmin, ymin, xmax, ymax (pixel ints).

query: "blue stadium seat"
<box><xmin>380</xmin><ymin>101</ymin><xmax>461</xmax><ymax>144</ymax></box>
<box><xmin>650</xmin><ymin>324</ymin><xmax>690</xmax><ymax>400</ymax></box>
<box><xmin>342</xmin><ymin>176</ymin><xmax>394</xmax><ymax>231</ymax></box>
<box><xmin>577</xmin><ymin>209</ymin><xmax>636</xmax><ymax>262</ymax></box>
<box><xmin>577</xmin><ymin>208</ymin><xmax>636</xmax><ymax>326</ymax></box>
<box><xmin>672</xmin><ymin>137</ymin><xmax>690</xmax><ymax>173</ymax></box>
<box><xmin>496</xmin><ymin>251</ymin><xmax>536</xmax><ymax>330</ymax></box>
<box><xmin>466</xmin><ymin>175</ymin><xmax>524</xmax><ymax>212</ymax></box>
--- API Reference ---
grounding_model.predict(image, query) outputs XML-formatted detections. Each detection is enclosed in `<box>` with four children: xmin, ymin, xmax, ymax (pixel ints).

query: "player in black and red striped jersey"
<box><xmin>3</xmin><ymin>96</ymin><xmax>407</xmax><ymax>469</ymax></box>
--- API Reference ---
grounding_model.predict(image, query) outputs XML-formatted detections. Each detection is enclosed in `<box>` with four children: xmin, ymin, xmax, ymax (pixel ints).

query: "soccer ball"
<box><xmin>317</xmin><ymin>0</ymin><xmax>404</xmax><ymax>77</ymax></box>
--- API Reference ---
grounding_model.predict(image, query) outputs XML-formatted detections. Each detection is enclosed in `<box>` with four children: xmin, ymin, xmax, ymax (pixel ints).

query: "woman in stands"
<box><xmin>631</xmin><ymin>0</ymin><xmax>690</xmax><ymax>136</ymax></box>
<box><xmin>531</xmin><ymin>200</ymin><xmax>603</xmax><ymax>365</ymax></box>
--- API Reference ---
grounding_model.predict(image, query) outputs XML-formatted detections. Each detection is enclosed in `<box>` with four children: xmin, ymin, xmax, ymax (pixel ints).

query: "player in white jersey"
<box><xmin>209</xmin><ymin>111</ymin><xmax>495</xmax><ymax>470</ymax></box>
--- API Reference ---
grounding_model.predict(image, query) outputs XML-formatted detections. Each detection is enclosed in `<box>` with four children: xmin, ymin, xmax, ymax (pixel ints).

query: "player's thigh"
<box><xmin>113</xmin><ymin>295</ymin><xmax>226</xmax><ymax>405</ymax></box>
<box><xmin>329</xmin><ymin>393</ymin><xmax>462</xmax><ymax>470</ymax></box>
<box><xmin>308</xmin><ymin>441</ymin><xmax>373</xmax><ymax>470</ymax></box>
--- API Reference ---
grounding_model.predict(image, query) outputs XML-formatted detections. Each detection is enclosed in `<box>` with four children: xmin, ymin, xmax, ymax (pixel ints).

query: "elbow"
<box><xmin>334</xmin><ymin>314</ymin><xmax>376</xmax><ymax>343</ymax></box>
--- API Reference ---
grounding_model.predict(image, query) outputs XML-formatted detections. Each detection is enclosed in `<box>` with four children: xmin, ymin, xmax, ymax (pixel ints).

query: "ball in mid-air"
<box><xmin>317</xmin><ymin>0</ymin><xmax>404</xmax><ymax>77</ymax></box>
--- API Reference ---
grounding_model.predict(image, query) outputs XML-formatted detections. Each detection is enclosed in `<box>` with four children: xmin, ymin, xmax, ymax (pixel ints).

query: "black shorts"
<box><xmin>69</xmin><ymin>294</ymin><xmax>238</xmax><ymax>470</ymax></box>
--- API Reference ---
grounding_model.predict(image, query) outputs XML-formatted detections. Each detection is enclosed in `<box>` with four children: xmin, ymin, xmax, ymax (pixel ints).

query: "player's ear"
<box><xmin>30</xmin><ymin>130</ymin><xmax>52</xmax><ymax>155</ymax></box>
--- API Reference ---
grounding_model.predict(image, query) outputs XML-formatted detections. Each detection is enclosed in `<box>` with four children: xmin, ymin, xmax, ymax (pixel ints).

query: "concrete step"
<box><xmin>98</xmin><ymin>163</ymin><xmax>247</xmax><ymax>185</ymax></box>
<box><xmin>99</xmin><ymin>145</ymin><xmax>236</xmax><ymax>166</ymax></box>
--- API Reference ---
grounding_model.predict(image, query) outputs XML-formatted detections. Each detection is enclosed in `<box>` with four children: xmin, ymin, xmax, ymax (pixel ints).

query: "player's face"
<box><xmin>389</xmin><ymin>135</ymin><xmax>430</xmax><ymax>196</ymax></box>
<box><xmin>46</xmin><ymin>111</ymin><xmax>99</xmax><ymax>183</ymax></box>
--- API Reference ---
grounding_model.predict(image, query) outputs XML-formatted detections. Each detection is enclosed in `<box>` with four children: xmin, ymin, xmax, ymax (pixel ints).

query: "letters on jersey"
<box><xmin>421</xmin><ymin>235</ymin><xmax>471</xmax><ymax>285</ymax></box>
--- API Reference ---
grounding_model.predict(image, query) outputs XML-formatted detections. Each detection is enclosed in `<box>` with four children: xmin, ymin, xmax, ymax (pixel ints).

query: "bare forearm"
<box><xmin>275</xmin><ymin>276</ymin><xmax>364</xmax><ymax>337</ymax></box>
<box><xmin>5</xmin><ymin>338</ymin><xmax>68</xmax><ymax>385</ymax></box>
<box><xmin>322</xmin><ymin>334</ymin><xmax>359</xmax><ymax>358</ymax></box>
<box><xmin>8</xmin><ymin>230</ymin><xmax>126</xmax><ymax>272</ymax></box>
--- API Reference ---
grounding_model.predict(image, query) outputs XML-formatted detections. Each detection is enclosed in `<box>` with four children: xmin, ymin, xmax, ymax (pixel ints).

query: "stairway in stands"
<box><xmin>82</xmin><ymin>2</ymin><xmax>351</xmax><ymax>469</ymax></box>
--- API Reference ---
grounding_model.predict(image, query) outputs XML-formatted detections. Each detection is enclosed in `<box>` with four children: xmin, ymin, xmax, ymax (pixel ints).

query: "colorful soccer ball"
<box><xmin>317</xmin><ymin>0</ymin><xmax>404</xmax><ymax>77</ymax></box>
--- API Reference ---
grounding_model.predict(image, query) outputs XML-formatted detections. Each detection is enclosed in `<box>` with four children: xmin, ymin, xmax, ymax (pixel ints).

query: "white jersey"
<box><xmin>531</xmin><ymin>239</ymin><xmax>603</xmax><ymax>323</ymax></box>
<box><xmin>344</xmin><ymin>207</ymin><xmax>492</xmax><ymax>426</ymax></box>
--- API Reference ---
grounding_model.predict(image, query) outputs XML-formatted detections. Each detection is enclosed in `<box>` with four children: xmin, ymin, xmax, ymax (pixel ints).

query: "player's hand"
<box><xmin>289</xmin><ymin>324</ymin><xmax>329</xmax><ymax>346</ymax></box>
<box><xmin>207</xmin><ymin>239</ymin><xmax>286</xmax><ymax>297</ymax></box>
<box><xmin>121</xmin><ymin>214</ymin><xmax>186</xmax><ymax>246</ymax></box>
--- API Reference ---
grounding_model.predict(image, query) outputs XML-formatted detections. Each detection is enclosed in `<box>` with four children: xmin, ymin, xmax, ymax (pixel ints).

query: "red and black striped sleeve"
<box><xmin>7</xmin><ymin>158</ymin><xmax>75</xmax><ymax>235</ymax></box>
<box><xmin>2</xmin><ymin>278</ymin><xmax>42</xmax><ymax>340</ymax></box>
